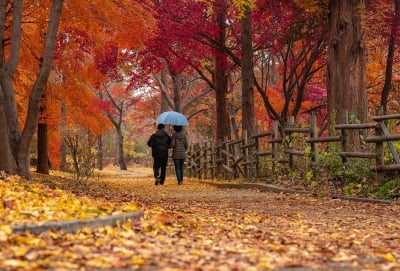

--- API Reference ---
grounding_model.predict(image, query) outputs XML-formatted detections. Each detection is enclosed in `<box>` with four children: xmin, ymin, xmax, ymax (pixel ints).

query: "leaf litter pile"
<box><xmin>1</xmin><ymin>169</ymin><xmax>400</xmax><ymax>270</ymax></box>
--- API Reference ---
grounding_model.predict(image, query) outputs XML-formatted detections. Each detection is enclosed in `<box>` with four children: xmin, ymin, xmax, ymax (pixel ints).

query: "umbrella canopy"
<box><xmin>156</xmin><ymin>111</ymin><xmax>189</xmax><ymax>126</ymax></box>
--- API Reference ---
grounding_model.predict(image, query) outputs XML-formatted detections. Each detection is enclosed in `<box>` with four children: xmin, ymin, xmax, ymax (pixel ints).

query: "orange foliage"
<box><xmin>10</xmin><ymin>0</ymin><xmax>156</xmax><ymax>168</ymax></box>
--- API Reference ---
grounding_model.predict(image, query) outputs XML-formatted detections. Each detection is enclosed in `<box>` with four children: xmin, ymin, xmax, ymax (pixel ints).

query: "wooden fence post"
<box><xmin>272</xmin><ymin>121</ymin><xmax>279</xmax><ymax>170</ymax></box>
<box><xmin>254</xmin><ymin>126</ymin><xmax>260</xmax><ymax>178</ymax></box>
<box><xmin>340</xmin><ymin>110</ymin><xmax>348</xmax><ymax>164</ymax></box>
<box><xmin>216</xmin><ymin>138</ymin><xmax>222</xmax><ymax>179</ymax></box>
<box><xmin>310</xmin><ymin>114</ymin><xmax>318</xmax><ymax>163</ymax></box>
<box><xmin>375</xmin><ymin>108</ymin><xmax>385</xmax><ymax>183</ymax></box>
<box><xmin>243</xmin><ymin>129</ymin><xmax>249</xmax><ymax>177</ymax></box>
<box><xmin>287</xmin><ymin>116</ymin><xmax>295</xmax><ymax>169</ymax></box>
<box><xmin>203</xmin><ymin>142</ymin><xmax>209</xmax><ymax>179</ymax></box>
<box><xmin>223</xmin><ymin>136</ymin><xmax>231</xmax><ymax>179</ymax></box>
<box><xmin>210</xmin><ymin>141</ymin><xmax>216</xmax><ymax>179</ymax></box>
<box><xmin>194</xmin><ymin>143</ymin><xmax>201</xmax><ymax>179</ymax></box>
<box><xmin>186</xmin><ymin>145</ymin><xmax>192</xmax><ymax>178</ymax></box>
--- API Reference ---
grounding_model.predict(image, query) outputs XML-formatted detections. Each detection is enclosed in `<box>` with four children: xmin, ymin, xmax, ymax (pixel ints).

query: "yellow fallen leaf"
<box><xmin>257</xmin><ymin>262</ymin><xmax>273</xmax><ymax>270</ymax></box>
<box><xmin>131</xmin><ymin>258</ymin><xmax>145</xmax><ymax>265</ymax></box>
<box><xmin>383</xmin><ymin>253</ymin><xmax>395</xmax><ymax>262</ymax></box>
<box><xmin>3</xmin><ymin>259</ymin><xmax>30</xmax><ymax>268</ymax></box>
<box><xmin>0</xmin><ymin>225</ymin><xmax>12</xmax><ymax>234</ymax></box>
<box><xmin>14</xmin><ymin>247</ymin><xmax>29</xmax><ymax>257</ymax></box>
<box><xmin>0</xmin><ymin>225</ymin><xmax>12</xmax><ymax>241</ymax></box>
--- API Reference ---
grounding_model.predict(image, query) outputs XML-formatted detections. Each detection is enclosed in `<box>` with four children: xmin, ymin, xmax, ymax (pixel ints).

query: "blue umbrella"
<box><xmin>156</xmin><ymin>111</ymin><xmax>189</xmax><ymax>126</ymax></box>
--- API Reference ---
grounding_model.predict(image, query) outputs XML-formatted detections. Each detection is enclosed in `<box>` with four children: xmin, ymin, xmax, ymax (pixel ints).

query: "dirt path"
<box><xmin>95</xmin><ymin>170</ymin><xmax>400</xmax><ymax>270</ymax></box>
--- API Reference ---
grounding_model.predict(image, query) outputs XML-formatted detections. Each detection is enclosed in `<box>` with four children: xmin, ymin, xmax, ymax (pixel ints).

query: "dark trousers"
<box><xmin>173</xmin><ymin>159</ymin><xmax>185</xmax><ymax>183</ymax></box>
<box><xmin>153</xmin><ymin>156</ymin><xmax>168</xmax><ymax>183</ymax></box>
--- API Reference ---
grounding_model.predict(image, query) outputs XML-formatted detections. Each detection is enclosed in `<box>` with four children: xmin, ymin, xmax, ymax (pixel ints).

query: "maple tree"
<box><xmin>145</xmin><ymin>0</ymin><xmax>330</xmax><ymax>142</ymax></box>
<box><xmin>41</xmin><ymin>0</ymin><xmax>156</xmax><ymax>173</ymax></box>
<box><xmin>365</xmin><ymin>0</ymin><xmax>400</xmax><ymax>114</ymax></box>
<box><xmin>143</xmin><ymin>0</ymin><xmax>235</xmax><ymax>140</ymax></box>
<box><xmin>90</xmin><ymin>45</ymin><xmax>146</xmax><ymax>170</ymax></box>
<box><xmin>0</xmin><ymin>0</ymin><xmax>64</xmax><ymax>179</ymax></box>
<box><xmin>249</xmin><ymin>0</ymin><xmax>328</xmax><ymax>128</ymax></box>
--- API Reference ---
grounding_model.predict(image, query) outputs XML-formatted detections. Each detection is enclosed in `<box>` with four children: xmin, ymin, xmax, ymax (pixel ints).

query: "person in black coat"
<box><xmin>147</xmin><ymin>123</ymin><xmax>171</xmax><ymax>185</ymax></box>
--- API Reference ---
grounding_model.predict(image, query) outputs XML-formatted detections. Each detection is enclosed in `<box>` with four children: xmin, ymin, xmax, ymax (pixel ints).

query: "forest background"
<box><xmin>0</xmin><ymin>0</ymin><xmax>399</xmax><ymax>194</ymax></box>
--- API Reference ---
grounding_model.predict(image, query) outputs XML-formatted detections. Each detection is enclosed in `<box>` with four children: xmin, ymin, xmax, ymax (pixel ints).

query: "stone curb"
<box><xmin>203</xmin><ymin>182</ymin><xmax>310</xmax><ymax>195</ymax></box>
<box><xmin>331</xmin><ymin>195</ymin><xmax>400</xmax><ymax>205</ymax></box>
<box><xmin>203</xmin><ymin>181</ymin><xmax>400</xmax><ymax>206</ymax></box>
<box><xmin>12</xmin><ymin>211</ymin><xmax>144</xmax><ymax>234</ymax></box>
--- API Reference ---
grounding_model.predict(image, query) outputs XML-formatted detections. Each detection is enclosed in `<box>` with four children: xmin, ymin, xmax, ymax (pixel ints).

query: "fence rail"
<box><xmin>186</xmin><ymin>113</ymin><xmax>400</xmax><ymax>183</ymax></box>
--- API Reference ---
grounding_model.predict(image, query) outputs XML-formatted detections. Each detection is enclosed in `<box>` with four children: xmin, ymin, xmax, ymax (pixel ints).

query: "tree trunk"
<box><xmin>214</xmin><ymin>0</ymin><xmax>230</xmax><ymax>141</ymax></box>
<box><xmin>327</xmin><ymin>0</ymin><xmax>367</xmax><ymax>147</ymax></box>
<box><xmin>96</xmin><ymin>135</ymin><xmax>103</xmax><ymax>170</ymax></box>
<box><xmin>0</xmin><ymin>91</ymin><xmax>16</xmax><ymax>174</ymax></box>
<box><xmin>114</xmin><ymin>133</ymin><xmax>119</xmax><ymax>166</ymax></box>
<box><xmin>160</xmin><ymin>67</ymin><xmax>170</xmax><ymax>112</ymax></box>
<box><xmin>17</xmin><ymin>0</ymin><xmax>64</xmax><ymax>179</ymax></box>
<box><xmin>240</xmin><ymin>6</ymin><xmax>254</xmax><ymax>134</ymax></box>
<box><xmin>0</xmin><ymin>0</ymin><xmax>23</xmax><ymax>169</ymax></box>
<box><xmin>380</xmin><ymin>0</ymin><xmax>400</xmax><ymax>114</ymax></box>
<box><xmin>116</xmin><ymin>127</ymin><xmax>127</xmax><ymax>170</ymax></box>
<box><xmin>59</xmin><ymin>103</ymin><xmax>67</xmax><ymax>171</ymax></box>
<box><xmin>0</xmin><ymin>0</ymin><xmax>64</xmax><ymax>178</ymax></box>
<box><xmin>36</xmin><ymin>122</ymin><xmax>49</xmax><ymax>174</ymax></box>
<box><xmin>170</xmin><ymin>70</ymin><xmax>182</xmax><ymax>112</ymax></box>
<box><xmin>36</xmin><ymin>94</ymin><xmax>49</xmax><ymax>174</ymax></box>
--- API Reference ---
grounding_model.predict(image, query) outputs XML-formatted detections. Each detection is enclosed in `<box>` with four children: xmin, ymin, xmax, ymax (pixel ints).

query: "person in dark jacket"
<box><xmin>147</xmin><ymin>123</ymin><xmax>171</xmax><ymax>185</ymax></box>
<box><xmin>170</xmin><ymin>125</ymin><xmax>188</xmax><ymax>185</ymax></box>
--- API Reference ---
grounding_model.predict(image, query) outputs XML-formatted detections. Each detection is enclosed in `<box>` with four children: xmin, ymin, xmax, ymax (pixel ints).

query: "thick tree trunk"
<box><xmin>17</xmin><ymin>0</ymin><xmax>64</xmax><ymax>179</ymax></box>
<box><xmin>214</xmin><ymin>0</ymin><xmax>230</xmax><ymax>141</ymax></box>
<box><xmin>0</xmin><ymin>0</ymin><xmax>23</xmax><ymax>174</ymax></box>
<box><xmin>327</xmin><ymin>0</ymin><xmax>367</xmax><ymax>147</ymax></box>
<box><xmin>240</xmin><ymin>6</ymin><xmax>254</xmax><ymax>134</ymax></box>
<box><xmin>0</xmin><ymin>0</ymin><xmax>64</xmax><ymax>178</ymax></box>
<box><xmin>0</xmin><ymin>91</ymin><xmax>16</xmax><ymax>174</ymax></box>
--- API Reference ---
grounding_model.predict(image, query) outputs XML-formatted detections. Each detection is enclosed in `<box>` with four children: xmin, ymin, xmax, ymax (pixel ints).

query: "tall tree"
<box><xmin>50</xmin><ymin>0</ymin><xmax>155</xmax><ymax>171</ymax></box>
<box><xmin>0</xmin><ymin>91</ymin><xmax>15</xmax><ymax>173</ymax></box>
<box><xmin>213</xmin><ymin>0</ymin><xmax>231</xmax><ymax>140</ymax></box>
<box><xmin>380</xmin><ymin>0</ymin><xmax>400</xmax><ymax>113</ymax></box>
<box><xmin>0</xmin><ymin>0</ymin><xmax>64</xmax><ymax>179</ymax></box>
<box><xmin>240</xmin><ymin>5</ymin><xmax>255</xmax><ymax>134</ymax></box>
<box><xmin>37</xmin><ymin>94</ymin><xmax>49</xmax><ymax>174</ymax></box>
<box><xmin>143</xmin><ymin>0</ymin><xmax>232</xmax><ymax>141</ymax></box>
<box><xmin>327</xmin><ymin>0</ymin><xmax>368</xmax><ymax>127</ymax></box>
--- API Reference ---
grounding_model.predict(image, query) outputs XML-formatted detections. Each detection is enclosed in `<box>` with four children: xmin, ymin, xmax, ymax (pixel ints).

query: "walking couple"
<box><xmin>147</xmin><ymin>123</ymin><xmax>188</xmax><ymax>185</ymax></box>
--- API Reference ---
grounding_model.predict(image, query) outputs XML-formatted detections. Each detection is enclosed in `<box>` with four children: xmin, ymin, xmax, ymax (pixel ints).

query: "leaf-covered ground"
<box><xmin>1</xmin><ymin>168</ymin><xmax>400</xmax><ymax>270</ymax></box>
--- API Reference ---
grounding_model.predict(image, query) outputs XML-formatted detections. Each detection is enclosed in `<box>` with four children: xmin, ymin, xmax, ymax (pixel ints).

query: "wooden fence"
<box><xmin>185</xmin><ymin>113</ymin><xmax>400</xmax><ymax>183</ymax></box>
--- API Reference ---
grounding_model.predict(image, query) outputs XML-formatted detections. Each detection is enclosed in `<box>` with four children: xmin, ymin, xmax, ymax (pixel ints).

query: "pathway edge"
<box><xmin>201</xmin><ymin>181</ymin><xmax>400</xmax><ymax>205</ymax></box>
<box><xmin>12</xmin><ymin>211</ymin><xmax>144</xmax><ymax>234</ymax></box>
